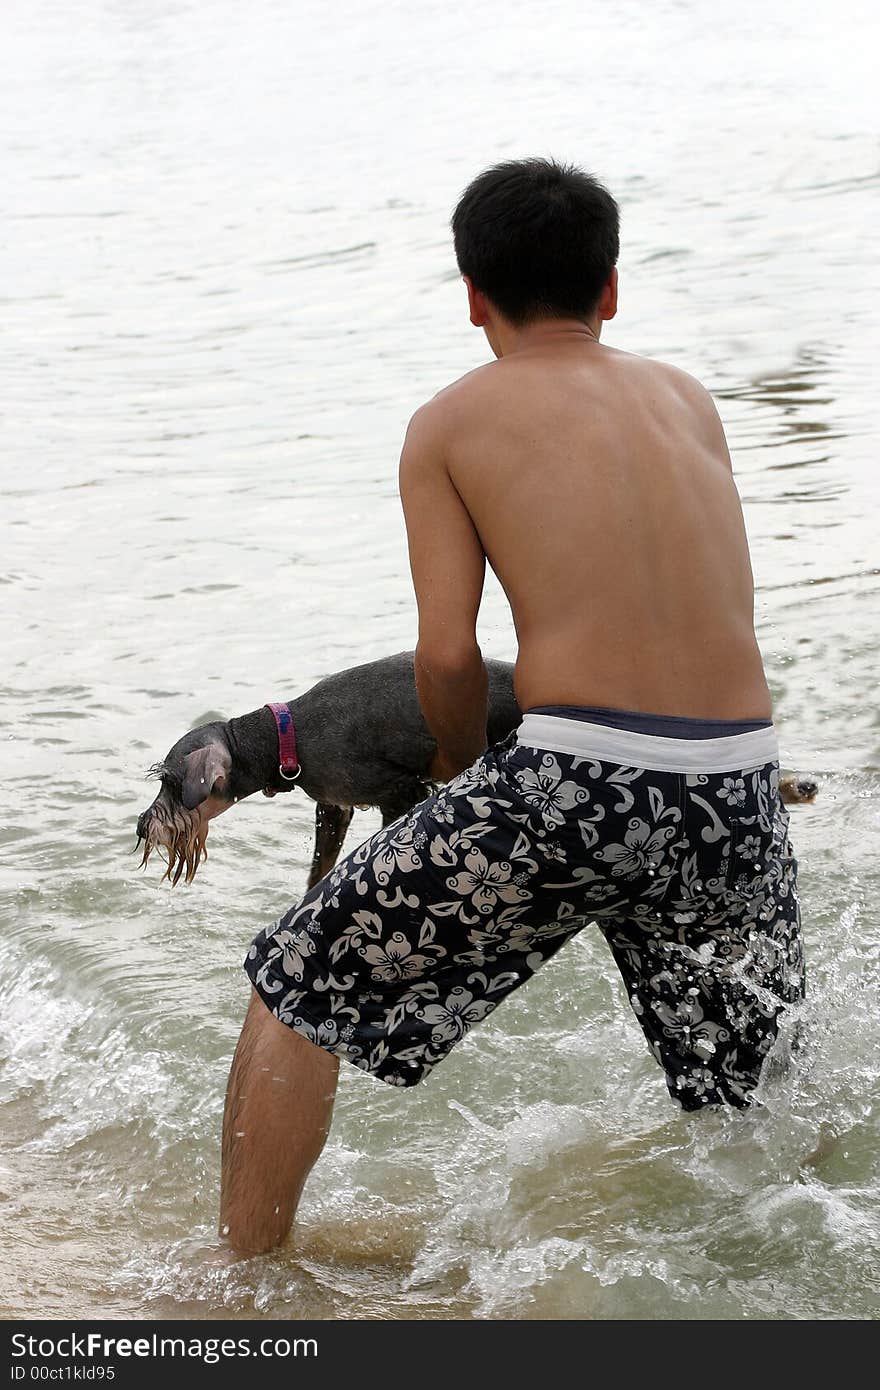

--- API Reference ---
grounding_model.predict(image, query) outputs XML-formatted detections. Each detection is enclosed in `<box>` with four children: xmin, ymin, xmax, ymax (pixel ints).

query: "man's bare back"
<box><xmin>417</xmin><ymin>329</ymin><xmax>770</xmax><ymax>723</ymax></box>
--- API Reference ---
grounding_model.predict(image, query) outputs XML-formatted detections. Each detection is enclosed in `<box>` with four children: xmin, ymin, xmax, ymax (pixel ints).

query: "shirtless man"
<box><xmin>220</xmin><ymin>159</ymin><xmax>804</xmax><ymax>1255</ymax></box>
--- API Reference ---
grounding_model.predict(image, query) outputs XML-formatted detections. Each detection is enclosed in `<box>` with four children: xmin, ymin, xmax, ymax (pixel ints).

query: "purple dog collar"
<box><xmin>266</xmin><ymin>702</ymin><xmax>300</xmax><ymax>781</ymax></box>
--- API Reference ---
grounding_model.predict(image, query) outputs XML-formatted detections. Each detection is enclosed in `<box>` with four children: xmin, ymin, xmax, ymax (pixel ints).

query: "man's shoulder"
<box><xmin>410</xmin><ymin>362</ymin><xmax>500</xmax><ymax>429</ymax></box>
<box><xmin>406</xmin><ymin>350</ymin><xmax>722</xmax><ymax>444</ymax></box>
<box><xmin>615</xmin><ymin>347</ymin><xmax>715</xmax><ymax>403</ymax></box>
<box><xmin>622</xmin><ymin>352</ymin><xmax>729</xmax><ymax>463</ymax></box>
<box><xmin>639</xmin><ymin>350</ymin><xmax>722</xmax><ymax>414</ymax></box>
<box><xmin>400</xmin><ymin>372</ymin><xmax>477</xmax><ymax>471</ymax></box>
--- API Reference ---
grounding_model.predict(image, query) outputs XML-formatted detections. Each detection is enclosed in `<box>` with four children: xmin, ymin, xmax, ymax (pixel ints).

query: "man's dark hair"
<box><xmin>451</xmin><ymin>158</ymin><xmax>619</xmax><ymax>326</ymax></box>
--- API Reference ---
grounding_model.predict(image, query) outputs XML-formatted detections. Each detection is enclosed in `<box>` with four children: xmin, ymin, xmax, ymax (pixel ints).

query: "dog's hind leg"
<box><xmin>307</xmin><ymin>802</ymin><xmax>354</xmax><ymax>890</ymax></box>
<box><xmin>379</xmin><ymin>779</ymin><xmax>433</xmax><ymax>830</ymax></box>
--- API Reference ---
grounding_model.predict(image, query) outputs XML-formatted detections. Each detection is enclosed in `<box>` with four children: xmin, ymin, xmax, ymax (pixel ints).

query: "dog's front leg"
<box><xmin>307</xmin><ymin>802</ymin><xmax>354</xmax><ymax>890</ymax></box>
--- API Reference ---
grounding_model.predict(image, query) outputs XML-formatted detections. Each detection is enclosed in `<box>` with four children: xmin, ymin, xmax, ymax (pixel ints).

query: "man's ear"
<box><xmin>464</xmin><ymin>275</ymin><xmax>489</xmax><ymax>327</ymax></box>
<box><xmin>180</xmin><ymin>743</ymin><xmax>232</xmax><ymax>810</ymax></box>
<box><xmin>598</xmin><ymin>267</ymin><xmax>618</xmax><ymax>323</ymax></box>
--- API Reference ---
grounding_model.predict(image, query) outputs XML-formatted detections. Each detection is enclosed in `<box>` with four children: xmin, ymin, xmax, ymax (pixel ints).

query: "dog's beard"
<box><xmin>137</xmin><ymin>801</ymin><xmax>209</xmax><ymax>886</ymax></box>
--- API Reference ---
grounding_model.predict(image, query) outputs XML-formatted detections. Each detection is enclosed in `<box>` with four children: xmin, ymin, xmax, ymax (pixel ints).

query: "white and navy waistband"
<box><xmin>517</xmin><ymin>705</ymin><xmax>778</xmax><ymax>774</ymax></box>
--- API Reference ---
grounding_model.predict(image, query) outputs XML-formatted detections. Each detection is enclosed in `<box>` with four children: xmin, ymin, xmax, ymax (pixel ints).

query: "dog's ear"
<box><xmin>180</xmin><ymin>743</ymin><xmax>232</xmax><ymax>810</ymax></box>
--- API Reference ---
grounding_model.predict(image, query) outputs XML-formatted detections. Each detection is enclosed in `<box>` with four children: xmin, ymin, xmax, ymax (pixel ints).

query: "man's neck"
<box><xmin>490</xmin><ymin>315</ymin><xmax>602</xmax><ymax>358</ymax></box>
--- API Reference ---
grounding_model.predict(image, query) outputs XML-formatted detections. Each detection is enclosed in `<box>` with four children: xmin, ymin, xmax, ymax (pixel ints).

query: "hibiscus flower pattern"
<box><xmin>514</xmin><ymin>754</ymin><xmax>591</xmax><ymax>827</ymax></box>
<box><xmin>416</xmin><ymin>986</ymin><xmax>494</xmax><ymax>1043</ymax></box>
<box><xmin>595</xmin><ymin>815</ymin><xmax>678</xmax><ymax>878</ymax></box>
<box><xmin>245</xmin><ymin>735</ymin><xmax>803</xmax><ymax>1108</ymax></box>
<box><xmin>359</xmin><ymin>930</ymin><xmax>437</xmax><ymax>984</ymax></box>
<box><xmin>717</xmin><ymin>776</ymin><xmax>747</xmax><ymax>807</ymax></box>
<box><xmin>446</xmin><ymin>847</ymin><xmax>532</xmax><ymax>916</ymax></box>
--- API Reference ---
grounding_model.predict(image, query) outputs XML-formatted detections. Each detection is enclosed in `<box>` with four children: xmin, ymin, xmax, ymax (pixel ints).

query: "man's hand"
<box><xmin>399</xmin><ymin>403</ymin><xmax>489</xmax><ymax>772</ymax></box>
<box><xmin>428</xmin><ymin>748</ymin><xmax>468</xmax><ymax>784</ymax></box>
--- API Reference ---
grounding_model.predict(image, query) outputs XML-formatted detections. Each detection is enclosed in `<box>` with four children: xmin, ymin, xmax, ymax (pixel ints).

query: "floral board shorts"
<box><xmin>245</xmin><ymin>706</ymin><xmax>804</xmax><ymax>1110</ymax></box>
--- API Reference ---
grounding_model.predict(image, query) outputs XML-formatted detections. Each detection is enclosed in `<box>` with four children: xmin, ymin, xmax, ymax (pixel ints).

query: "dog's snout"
<box><xmin>796</xmin><ymin>778</ymin><xmax>818</xmax><ymax>800</ymax></box>
<box><xmin>134</xmin><ymin>788</ymin><xmax>212</xmax><ymax>885</ymax></box>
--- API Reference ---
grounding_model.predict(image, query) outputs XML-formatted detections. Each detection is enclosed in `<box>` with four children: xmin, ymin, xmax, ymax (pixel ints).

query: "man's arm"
<box><xmin>399</xmin><ymin>403</ymin><xmax>488</xmax><ymax>780</ymax></box>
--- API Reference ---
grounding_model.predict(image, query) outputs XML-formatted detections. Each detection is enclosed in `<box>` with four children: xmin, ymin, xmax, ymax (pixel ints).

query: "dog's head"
<box><xmin>136</xmin><ymin>722</ymin><xmax>234</xmax><ymax>885</ymax></box>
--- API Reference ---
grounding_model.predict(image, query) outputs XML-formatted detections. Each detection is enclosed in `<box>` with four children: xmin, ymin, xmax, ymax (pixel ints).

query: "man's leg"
<box><xmin>598</xmin><ymin>779</ymin><xmax>804</xmax><ymax>1112</ymax></box>
<box><xmin>220</xmin><ymin>988</ymin><xmax>339</xmax><ymax>1255</ymax></box>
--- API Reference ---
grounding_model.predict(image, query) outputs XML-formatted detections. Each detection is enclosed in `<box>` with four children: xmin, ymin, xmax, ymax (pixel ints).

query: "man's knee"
<box><xmin>236</xmin><ymin>988</ymin><xmax>339</xmax><ymax>1088</ymax></box>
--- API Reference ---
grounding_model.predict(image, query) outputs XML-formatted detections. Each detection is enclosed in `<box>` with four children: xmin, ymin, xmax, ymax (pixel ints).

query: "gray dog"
<box><xmin>136</xmin><ymin>651</ymin><xmax>817</xmax><ymax>889</ymax></box>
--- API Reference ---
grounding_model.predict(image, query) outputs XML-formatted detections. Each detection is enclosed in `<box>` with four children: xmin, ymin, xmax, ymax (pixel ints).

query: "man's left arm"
<box><xmin>399</xmin><ymin>403</ymin><xmax>488</xmax><ymax>781</ymax></box>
